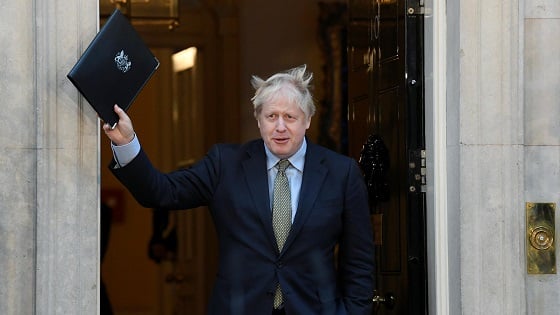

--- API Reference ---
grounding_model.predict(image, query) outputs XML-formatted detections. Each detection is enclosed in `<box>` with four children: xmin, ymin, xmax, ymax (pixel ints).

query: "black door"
<box><xmin>347</xmin><ymin>0</ymin><xmax>427</xmax><ymax>314</ymax></box>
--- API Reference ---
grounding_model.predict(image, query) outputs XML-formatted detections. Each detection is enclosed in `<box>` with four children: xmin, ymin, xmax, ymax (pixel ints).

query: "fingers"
<box><xmin>101</xmin><ymin>105</ymin><xmax>127</xmax><ymax>144</ymax></box>
<box><xmin>106</xmin><ymin>104</ymin><xmax>135</xmax><ymax>145</ymax></box>
<box><xmin>114</xmin><ymin>104</ymin><xmax>130</xmax><ymax>123</ymax></box>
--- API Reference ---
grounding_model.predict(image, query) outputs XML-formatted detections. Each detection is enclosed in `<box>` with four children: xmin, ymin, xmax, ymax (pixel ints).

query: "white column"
<box><xmin>458</xmin><ymin>0</ymin><xmax>526</xmax><ymax>314</ymax></box>
<box><xmin>0</xmin><ymin>1</ymin><xmax>100</xmax><ymax>314</ymax></box>
<box><xmin>524</xmin><ymin>0</ymin><xmax>560</xmax><ymax>313</ymax></box>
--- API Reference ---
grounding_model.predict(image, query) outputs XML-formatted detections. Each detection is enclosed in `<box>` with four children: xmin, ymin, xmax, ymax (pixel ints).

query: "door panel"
<box><xmin>379</xmin><ymin>60</ymin><xmax>401</xmax><ymax>90</ymax></box>
<box><xmin>377</xmin><ymin>87</ymin><xmax>404</xmax><ymax>275</ymax></box>
<box><xmin>347</xmin><ymin>18</ymin><xmax>371</xmax><ymax>159</ymax></box>
<box><xmin>347</xmin><ymin>0</ymin><xmax>427</xmax><ymax>314</ymax></box>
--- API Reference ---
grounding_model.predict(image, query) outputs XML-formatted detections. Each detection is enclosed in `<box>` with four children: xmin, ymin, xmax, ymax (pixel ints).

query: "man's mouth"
<box><xmin>273</xmin><ymin>137</ymin><xmax>289</xmax><ymax>144</ymax></box>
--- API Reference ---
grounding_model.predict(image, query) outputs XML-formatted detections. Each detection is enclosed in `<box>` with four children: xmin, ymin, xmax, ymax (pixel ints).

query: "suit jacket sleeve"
<box><xmin>338</xmin><ymin>159</ymin><xmax>375</xmax><ymax>314</ymax></box>
<box><xmin>109</xmin><ymin>145</ymin><xmax>221</xmax><ymax>210</ymax></box>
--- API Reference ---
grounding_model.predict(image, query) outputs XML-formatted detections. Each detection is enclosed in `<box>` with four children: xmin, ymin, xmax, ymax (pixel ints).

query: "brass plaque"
<box><xmin>526</xmin><ymin>202</ymin><xmax>556</xmax><ymax>274</ymax></box>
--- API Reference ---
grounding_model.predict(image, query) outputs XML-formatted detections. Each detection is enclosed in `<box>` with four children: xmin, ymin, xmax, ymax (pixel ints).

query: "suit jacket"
<box><xmin>111</xmin><ymin>138</ymin><xmax>375</xmax><ymax>315</ymax></box>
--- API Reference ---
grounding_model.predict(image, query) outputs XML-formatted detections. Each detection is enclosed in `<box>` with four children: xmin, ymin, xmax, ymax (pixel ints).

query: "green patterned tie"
<box><xmin>272</xmin><ymin>159</ymin><xmax>291</xmax><ymax>308</ymax></box>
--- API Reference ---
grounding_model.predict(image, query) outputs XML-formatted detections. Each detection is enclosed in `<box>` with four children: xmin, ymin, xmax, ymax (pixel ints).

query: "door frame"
<box><xmin>424</xmin><ymin>0</ymin><xmax>452</xmax><ymax>314</ymax></box>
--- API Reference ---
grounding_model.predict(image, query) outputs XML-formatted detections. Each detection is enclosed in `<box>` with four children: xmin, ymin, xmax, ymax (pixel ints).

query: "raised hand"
<box><xmin>102</xmin><ymin>104</ymin><xmax>135</xmax><ymax>146</ymax></box>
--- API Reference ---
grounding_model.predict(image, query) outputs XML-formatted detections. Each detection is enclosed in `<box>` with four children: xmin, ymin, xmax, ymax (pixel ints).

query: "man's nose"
<box><xmin>276</xmin><ymin>118</ymin><xmax>287</xmax><ymax>130</ymax></box>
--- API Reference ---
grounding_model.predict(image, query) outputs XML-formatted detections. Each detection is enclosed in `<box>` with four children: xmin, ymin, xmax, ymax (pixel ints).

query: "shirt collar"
<box><xmin>265</xmin><ymin>138</ymin><xmax>307</xmax><ymax>172</ymax></box>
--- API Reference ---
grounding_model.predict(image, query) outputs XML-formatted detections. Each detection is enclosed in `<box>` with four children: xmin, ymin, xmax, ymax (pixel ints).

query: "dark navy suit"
<box><xmin>111</xmin><ymin>139</ymin><xmax>375</xmax><ymax>315</ymax></box>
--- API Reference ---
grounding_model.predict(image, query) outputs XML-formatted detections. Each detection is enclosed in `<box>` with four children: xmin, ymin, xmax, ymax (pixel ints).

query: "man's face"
<box><xmin>257</xmin><ymin>95</ymin><xmax>311</xmax><ymax>159</ymax></box>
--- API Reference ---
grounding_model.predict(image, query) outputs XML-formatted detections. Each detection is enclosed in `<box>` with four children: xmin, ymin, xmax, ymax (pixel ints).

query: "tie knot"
<box><xmin>276</xmin><ymin>159</ymin><xmax>290</xmax><ymax>173</ymax></box>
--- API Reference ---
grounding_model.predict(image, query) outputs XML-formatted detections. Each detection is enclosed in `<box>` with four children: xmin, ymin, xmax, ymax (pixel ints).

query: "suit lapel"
<box><xmin>281</xmin><ymin>142</ymin><xmax>328</xmax><ymax>255</ymax></box>
<box><xmin>241</xmin><ymin>141</ymin><xmax>278</xmax><ymax>251</ymax></box>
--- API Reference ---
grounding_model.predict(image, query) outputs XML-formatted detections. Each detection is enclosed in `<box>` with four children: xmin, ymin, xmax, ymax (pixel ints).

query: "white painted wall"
<box><xmin>428</xmin><ymin>0</ymin><xmax>560</xmax><ymax>314</ymax></box>
<box><xmin>0</xmin><ymin>0</ymin><xmax>100</xmax><ymax>314</ymax></box>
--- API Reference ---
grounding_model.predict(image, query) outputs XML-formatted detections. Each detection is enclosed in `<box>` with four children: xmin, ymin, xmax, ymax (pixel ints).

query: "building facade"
<box><xmin>1</xmin><ymin>0</ymin><xmax>559</xmax><ymax>314</ymax></box>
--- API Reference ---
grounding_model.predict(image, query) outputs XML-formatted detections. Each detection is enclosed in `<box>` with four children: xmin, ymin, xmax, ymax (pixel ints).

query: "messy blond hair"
<box><xmin>251</xmin><ymin>64</ymin><xmax>316</xmax><ymax>120</ymax></box>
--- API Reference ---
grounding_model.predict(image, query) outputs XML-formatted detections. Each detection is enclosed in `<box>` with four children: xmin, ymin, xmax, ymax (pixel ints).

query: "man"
<box><xmin>104</xmin><ymin>65</ymin><xmax>375</xmax><ymax>314</ymax></box>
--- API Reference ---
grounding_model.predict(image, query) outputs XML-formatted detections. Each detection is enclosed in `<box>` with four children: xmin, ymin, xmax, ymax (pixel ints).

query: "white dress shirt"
<box><xmin>264</xmin><ymin>139</ymin><xmax>306</xmax><ymax>223</ymax></box>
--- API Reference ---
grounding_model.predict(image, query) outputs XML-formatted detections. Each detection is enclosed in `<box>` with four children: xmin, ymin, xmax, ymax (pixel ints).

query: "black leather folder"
<box><xmin>67</xmin><ymin>9</ymin><xmax>159</xmax><ymax>128</ymax></box>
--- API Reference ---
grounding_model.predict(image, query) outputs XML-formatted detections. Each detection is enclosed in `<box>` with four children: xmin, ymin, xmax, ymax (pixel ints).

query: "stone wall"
<box><xmin>455</xmin><ymin>0</ymin><xmax>560</xmax><ymax>314</ymax></box>
<box><xmin>524</xmin><ymin>0</ymin><xmax>560</xmax><ymax>313</ymax></box>
<box><xmin>458</xmin><ymin>0</ymin><xmax>526</xmax><ymax>313</ymax></box>
<box><xmin>0</xmin><ymin>1</ymin><xmax>99</xmax><ymax>314</ymax></box>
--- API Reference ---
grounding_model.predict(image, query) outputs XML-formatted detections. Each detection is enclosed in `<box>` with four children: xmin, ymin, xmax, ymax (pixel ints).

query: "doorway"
<box><xmin>98</xmin><ymin>0</ymin><xmax>429</xmax><ymax>313</ymax></box>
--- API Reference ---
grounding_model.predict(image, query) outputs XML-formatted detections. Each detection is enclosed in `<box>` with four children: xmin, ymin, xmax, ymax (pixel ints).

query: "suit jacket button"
<box><xmin>276</xmin><ymin>261</ymin><xmax>283</xmax><ymax>268</ymax></box>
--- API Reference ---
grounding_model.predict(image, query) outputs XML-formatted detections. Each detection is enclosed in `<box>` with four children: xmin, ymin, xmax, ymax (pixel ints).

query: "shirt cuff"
<box><xmin>111</xmin><ymin>134</ymin><xmax>140</xmax><ymax>168</ymax></box>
